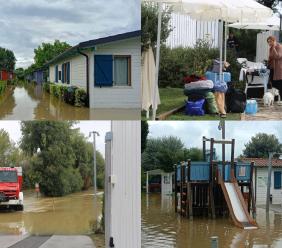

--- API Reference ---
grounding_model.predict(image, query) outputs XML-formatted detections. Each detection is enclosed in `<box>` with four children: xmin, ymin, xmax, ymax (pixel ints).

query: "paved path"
<box><xmin>242</xmin><ymin>100</ymin><xmax>282</xmax><ymax>120</ymax></box>
<box><xmin>0</xmin><ymin>235</ymin><xmax>95</xmax><ymax>248</ymax></box>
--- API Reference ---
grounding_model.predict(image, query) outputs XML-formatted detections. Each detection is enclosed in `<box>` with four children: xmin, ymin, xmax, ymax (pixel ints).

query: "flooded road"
<box><xmin>0</xmin><ymin>84</ymin><xmax>140</xmax><ymax>120</ymax></box>
<box><xmin>0</xmin><ymin>189</ymin><xmax>102</xmax><ymax>236</ymax></box>
<box><xmin>142</xmin><ymin>193</ymin><xmax>282</xmax><ymax>248</ymax></box>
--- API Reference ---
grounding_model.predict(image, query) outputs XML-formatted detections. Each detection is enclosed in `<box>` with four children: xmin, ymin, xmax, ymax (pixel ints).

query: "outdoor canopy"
<box><xmin>142</xmin><ymin>0</ymin><xmax>273</xmax><ymax>120</ymax></box>
<box><xmin>228</xmin><ymin>15</ymin><xmax>280</xmax><ymax>31</ymax></box>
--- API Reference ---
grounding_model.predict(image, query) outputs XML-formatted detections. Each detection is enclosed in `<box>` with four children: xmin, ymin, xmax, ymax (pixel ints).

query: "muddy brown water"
<box><xmin>142</xmin><ymin>194</ymin><xmax>282</xmax><ymax>248</ymax></box>
<box><xmin>0</xmin><ymin>189</ymin><xmax>102</xmax><ymax>237</ymax></box>
<box><xmin>0</xmin><ymin>84</ymin><xmax>140</xmax><ymax>120</ymax></box>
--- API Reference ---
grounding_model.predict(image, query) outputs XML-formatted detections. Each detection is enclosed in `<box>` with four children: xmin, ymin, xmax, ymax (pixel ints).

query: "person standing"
<box><xmin>227</xmin><ymin>32</ymin><xmax>239</xmax><ymax>53</ymax></box>
<box><xmin>268</xmin><ymin>36</ymin><xmax>282</xmax><ymax>95</ymax></box>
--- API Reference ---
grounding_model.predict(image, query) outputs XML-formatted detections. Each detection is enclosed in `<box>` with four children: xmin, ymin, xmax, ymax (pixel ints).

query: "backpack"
<box><xmin>225</xmin><ymin>87</ymin><xmax>247</xmax><ymax>113</ymax></box>
<box><xmin>185</xmin><ymin>99</ymin><xmax>205</xmax><ymax>116</ymax></box>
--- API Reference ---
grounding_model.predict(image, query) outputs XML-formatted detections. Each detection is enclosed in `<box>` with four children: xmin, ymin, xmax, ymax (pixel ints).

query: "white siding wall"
<box><xmin>49</xmin><ymin>56</ymin><xmax>86</xmax><ymax>89</ymax></box>
<box><xmin>166</xmin><ymin>13</ymin><xmax>219</xmax><ymax>48</ymax></box>
<box><xmin>255</xmin><ymin>168</ymin><xmax>282</xmax><ymax>205</ymax></box>
<box><xmin>49</xmin><ymin>65</ymin><xmax>55</xmax><ymax>82</ymax></box>
<box><xmin>89</xmin><ymin>37</ymin><xmax>141</xmax><ymax>109</ymax></box>
<box><xmin>105</xmin><ymin>121</ymin><xmax>141</xmax><ymax>248</ymax></box>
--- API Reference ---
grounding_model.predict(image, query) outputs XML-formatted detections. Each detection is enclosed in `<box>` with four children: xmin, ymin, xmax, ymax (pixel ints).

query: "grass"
<box><xmin>157</xmin><ymin>87</ymin><xmax>186</xmax><ymax>114</ymax></box>
<box><xmin>144</xmin><ymin>87</ymin><xmax>241</xmax><ymax>120</ymax></box>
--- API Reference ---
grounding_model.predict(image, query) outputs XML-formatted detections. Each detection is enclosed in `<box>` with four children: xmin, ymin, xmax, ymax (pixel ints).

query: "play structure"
<box><xmin>175</xmin><ymin>136</ymin><xmax>258</xmax><ymax>230</ymax></box>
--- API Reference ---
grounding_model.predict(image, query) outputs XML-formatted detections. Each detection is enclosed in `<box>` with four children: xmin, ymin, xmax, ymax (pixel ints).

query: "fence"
<box><xmin>166</xmin><ymin>13</ymin><xmax>219</xmax><ymax>48</ymax></box>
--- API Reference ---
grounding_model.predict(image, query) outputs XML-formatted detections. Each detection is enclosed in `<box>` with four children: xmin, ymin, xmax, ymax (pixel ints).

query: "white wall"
<box><xmin>89</xmin><ymin>37</ymin><xmax>141</xmax><ymax>109</ymax></box>
<box><xmin>49</xmin><ymin>56</ymin><xmax>87</xmax><ymax>89</ymax></box>
<box><xmin>161</xmin><ymin>172</ymin><xmax>173</xmax><ymax>195</ymax></box>
<box><xmin>49</xmin><ymin>36</ymin><xmax>141</xmax><ymax>109</ymax></box>
<box><xmin>255</xmin><ymin>167</ymin><xmax>282</xmax><ymax>205</ymax></box>
<box><xmin>256</xmin><ymin>31</ymin><xmax>279</xmax><ymax>62</ymax></box>
<box><xmin>166</xmin><ymin>13</ymin><xmax>219</xmax><ymax>48</ymax></box>
<box><xmin>105</xmin><ymin>121</ymin><xmax>141</xmax><ymax>248</ymax></box>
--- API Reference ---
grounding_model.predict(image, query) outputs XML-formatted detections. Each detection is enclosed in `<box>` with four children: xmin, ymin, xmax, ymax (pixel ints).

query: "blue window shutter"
<box><xmin>274</xmin><ymin>171</ymin><xmax>282</xmax><ymax>189</ymax></box>
<box><xmin>67</xmin><ymin>62</ymin><xmax>70</xmax><ymax>84</ymax></box>
<box><xmin>55</xmin><ymin>65</ymin><xmax>58</xmax><ymax>82</ymax></box>
<box><xmin>94</xmin><ymin>55</ymin><xmax>113</xmax><ymax>86</ymax></box>
<box><xmin>62</xmin><ymin>64</ymin><xmax>65</xmax><ymax>83</ymax></box>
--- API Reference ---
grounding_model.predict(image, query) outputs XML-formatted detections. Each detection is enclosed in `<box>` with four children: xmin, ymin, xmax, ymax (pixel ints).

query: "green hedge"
<box><xmin>158</xmin><ymin>39</ymin><xmax>242</xmax><ymax>88</ymax></box>
<box><xmin>0</xmin><ymin>80</ymin><xmax>7</xmax><ymax>95</ymax></box>
<box><xmin>43</xmin><ymin>82</ymin><xmax>87</xmax><ymax>107</ymax></box>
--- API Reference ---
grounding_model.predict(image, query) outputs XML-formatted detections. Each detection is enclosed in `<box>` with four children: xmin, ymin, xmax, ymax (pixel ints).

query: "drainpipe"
<box><xmin>77</xmin><ymin>48</ymin><xmax>90</xmax><ymax>107</ymax></box>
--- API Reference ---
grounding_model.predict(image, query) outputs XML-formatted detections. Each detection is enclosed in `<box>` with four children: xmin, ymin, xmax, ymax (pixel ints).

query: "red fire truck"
<box><xmin>0</xmin><ymin>167</ymin><xmax>24</xmax><ymax>211</ymax></box>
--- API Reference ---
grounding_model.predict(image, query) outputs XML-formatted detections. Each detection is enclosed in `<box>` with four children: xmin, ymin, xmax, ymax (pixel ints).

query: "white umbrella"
<box><xmin>228</xmin><ymin>15</ymin><xmax>280</xmax><ymax>31</ymax></box>
<box><xmin>142</xmin><ymin>46</ymin><xmax>160</xmax><ymax>118</ymax></box>
<box><xmin>142</xmin><ymin>0</ymin><xmax>273</xmax><ymax>120</ymax></box>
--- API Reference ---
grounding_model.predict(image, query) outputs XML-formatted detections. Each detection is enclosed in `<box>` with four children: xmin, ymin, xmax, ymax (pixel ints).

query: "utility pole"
<box><xmin>89</xmin><ymin>131</ymin><xmax>100</xmax><ymax>229</ymax></box>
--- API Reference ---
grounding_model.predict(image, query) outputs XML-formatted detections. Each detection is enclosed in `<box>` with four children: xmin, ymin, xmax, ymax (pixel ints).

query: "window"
<box><xmin>0</xmin><ymin>171</ymin><xmax>17</xmax><ymax>183</ymax></box>
<box><xmin>274</xmin><ymin>171</ymin><xmax>282</xmax><ymax>189</ymax></box>
<box><xmin>113</xmin><ymin>56</ymin><xmax>131</xmax><ymax>86</ymax></box>
<box><xmin>94</xmin><ymin>55</ymin><xmax>131</xmax><ymax>87</ymax></box>
<box><xmin>59</xmin><ymin>71</ymin><xmax>62</xmax><ymax>81</ymax></box>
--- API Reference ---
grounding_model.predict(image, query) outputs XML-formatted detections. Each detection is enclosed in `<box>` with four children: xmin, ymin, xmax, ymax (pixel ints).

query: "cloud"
<box><xmin>148</xmin><ymin>121</ymin><xmax>282</xmax><ymax>159</ymax></box>
<box><xmin>0</xmin><ymin>0</ymin><xmax>140</xmax><ymax>68</ymax></box>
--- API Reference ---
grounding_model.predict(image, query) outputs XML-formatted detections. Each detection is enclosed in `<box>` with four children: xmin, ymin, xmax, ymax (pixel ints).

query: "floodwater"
<box><xmin>0</xmin><ymin>189</ymin><xmax>102</xmax><ymax>236</ymax></box>
<box><xmin>0</xmin><ymin>84</ymin><xmax>140</xmax><ymax>120</ymax></box>
<box><xmin>142</xmin><ymin>193</ymin><xmax>282</xmax><ymax>248</ymax></box>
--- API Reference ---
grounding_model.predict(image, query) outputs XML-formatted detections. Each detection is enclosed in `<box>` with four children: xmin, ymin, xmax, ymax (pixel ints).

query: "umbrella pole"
<box><xmin>224</xmin><ymin>22</ymin><xmax>228</xmax><ymax>62</ymax></box>
<box><xmin>219</xmin><ymin>20</ymin><xmax>223</xmax><ymax>82</ymax></box>
<box><xmin>152</xmin><ymin>2</ymin><xmax>162</xmax><ymax>120</ymax></box>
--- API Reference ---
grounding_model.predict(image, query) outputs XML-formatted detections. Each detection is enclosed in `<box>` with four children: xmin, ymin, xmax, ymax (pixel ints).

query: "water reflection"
<box><xmin>0</xmin><ymin>189</ymin><xmax>102</xmax><ymax>235</ymax></box>
<box><xmin>142</xmin><ymin>193</ymin><xmax>282</xmax><ymax>248</ymax></box>
<box><xmin>0</xmin><ymin>84</ymin><xmax>140</xmax><ymax>120</ymax></box>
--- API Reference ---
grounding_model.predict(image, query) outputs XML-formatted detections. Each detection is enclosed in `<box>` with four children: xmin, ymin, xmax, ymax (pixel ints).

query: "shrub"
<box><xmin>63</xmin><ymin>86</ymin><xmax>77</xmax><ymax>105</ymax></box>
<box><xmin>0</xmin><ymin>80</ymin><xmax>7</xmax><ymax>95</ymax></box>
<box><xmin>75</xmin><ymin>88</ymin><xmax>87</xmax><ymax>107</ymax></box>
<box><xmin>159</xmin><ymin>38</ymin><xmax>219</xmax><ymax>88</ymax></box>
<box><xmin>159</xmin><ymin>37</ymin><xmax>242</xmax><ymax>88</ymax></box>
<box><xmin>43</xmin><ymin>82</ymin><xmax>50</xmax><ymax>93</ymax></box>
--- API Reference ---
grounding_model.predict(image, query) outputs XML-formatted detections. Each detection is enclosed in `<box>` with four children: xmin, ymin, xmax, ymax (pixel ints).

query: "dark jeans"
<box><xmin>272</xmin><ymin>80</ymin><xmax>282</xmax><ymax>96</ymax></box>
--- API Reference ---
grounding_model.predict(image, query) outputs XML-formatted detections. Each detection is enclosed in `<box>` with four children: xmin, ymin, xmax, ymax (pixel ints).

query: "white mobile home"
<box><xmin>47</xmin><ymin>31</ymin><xmax>141</xmax><ymax>109</ymax></box>
<box><xmin>241</xmin><ymin>158</ymin><xmax>282</xmax><ymax>205</ymax></box>
<box><xmin>105</xmin><ymin>121</ymin><xmax>141</xmax><ymax>248</ymax></box>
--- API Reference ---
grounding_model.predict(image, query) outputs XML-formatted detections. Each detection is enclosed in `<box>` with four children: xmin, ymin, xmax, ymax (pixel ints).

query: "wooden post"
<box><xmin>174</xmin><ymin>164</ymin><xmax>178</xmax><ymax>213</ymax></box>
<box><xmin>146</xmin><ymin>171</ymin><xmax>149</xmax><ymax>194</ymax></box>
<box><xmin>187</xmin><ymin>160</ymin><xmax>193</xmax><ymax>219</ymax></box>
<box><xmin>209</xmin><ymin>139</ymin><xmax>215</xmax><ymax>219</ymax></box>
<box><xmin>203</xmin><ymin>136</ymin><xmax>206</xmax><ymax>161</ymax></box>
<box><xmin>250</xmin><ymin>161</ymin><xmax>256</xmax><ymax>217</ymax></box>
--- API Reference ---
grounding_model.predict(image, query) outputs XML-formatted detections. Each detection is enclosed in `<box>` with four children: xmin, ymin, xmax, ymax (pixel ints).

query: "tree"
<box><xmin>142</xmin><ymin>136</ymin><xmax>185</xmax><ymax>172</ymax></box>
<box><xmin>0</xmin><ymin>47</ymin><xmax>16</xmax><ymax>71</ymax></box>
<box><xmin>20</xmin><ymin>121</ymin><xmax>82</xmax><ymax>196</ymax></box>
<box><xmin>14</xmin><ymin>68</ymin><xmax>25</xmax><ymax>80</ymax></box>
<box><xmin>184</xmin><ymin>147</ymin><xmax>203</xmax><ymax>161</ymax></box>
<box><xmin>257</xmin><ymin>0</ymin><xmax>278</xmax><ymax>10</ymax></box>
<box><xmin>34</xmin><ymin>40</ymin><xmax>71</xmax><ymax>67</ymax></box>
<box><xmin>141</xmin><ymin>121</ymin><xmax>149</xmax><ymax>153</ymax></box>
<box><xmin>141</xmin><ymin>2</ymin><xmax>172</xmax><ymax>51</ymax></box>
<box><xmin>242</xmin><ymin>133</ymin><xmax>282</xmax><ymax>158</ymax></box>
<box><xmin>70</xmin><ymin>130</ymin><xmax>105</xmax><ymax>189</ymax></box>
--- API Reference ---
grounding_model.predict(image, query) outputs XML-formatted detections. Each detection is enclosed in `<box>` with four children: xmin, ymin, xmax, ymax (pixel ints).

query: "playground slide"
<box><xmin>220</xmin><ymin>180</ymin><xmax>258</xmax><ymax>230</ymax></box>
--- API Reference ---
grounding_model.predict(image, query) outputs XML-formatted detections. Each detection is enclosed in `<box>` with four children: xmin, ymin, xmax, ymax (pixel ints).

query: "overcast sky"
<box><xmin>0</xmin><ymin>121</ymin><xmax>111</xmax><ymax>157</ymax></box>
<box><xmin>148</xmin><ymin>121</ymin><xmax>282</xmax><ymax>159</ymax></box>
<box><xmin>0</xmin><ymin>0</ymin><xmax>140</xmax><ymax>68</ymax></box>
